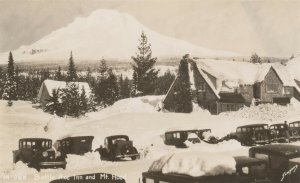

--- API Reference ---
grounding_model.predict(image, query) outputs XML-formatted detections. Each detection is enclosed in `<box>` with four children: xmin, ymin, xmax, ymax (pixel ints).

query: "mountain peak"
<box><xmin>0</xmin><ymin>9</ymin><xmax>237</xmax><ymax>63</ymax></box>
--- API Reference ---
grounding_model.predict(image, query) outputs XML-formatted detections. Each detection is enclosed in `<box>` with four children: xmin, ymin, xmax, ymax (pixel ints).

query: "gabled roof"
<box><xmin>38</xmin><ymin>79</ymin><xmax>91</xmax><ymax>99</ymax></box>
<box><xmin>198</xmin><ymin>68</ymin><xmax>220</xmax><ymax>99</ymax></box>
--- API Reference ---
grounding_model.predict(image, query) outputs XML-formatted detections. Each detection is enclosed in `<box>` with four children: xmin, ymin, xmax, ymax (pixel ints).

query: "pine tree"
<box><xmin>0</xmin><ymin>67</ymin><xmax>4</xmax><ymax>99</ymax></box>
<box><xmin>55</xmin><ymin>66</ymin><xmax>63</xmax><ymax>81</ymax></box>
<box><xmin>79</xmin><ymin>86</ymin><xmax>88</xmax><ymax>115</ymax></box>
<box><xmin>119</xmin><ymin>75</ymin><xmax>130</xmax><ymax>99</ymax></box>
<box><xmin>2</xmin><ymin>52</ymin><xmax>17</xmax><ymax>104</ymax></box>
<box><xmin>131</xmin><ymin>31</ymin><xmax>158</xmax><ymax>95</ymax></box>
<box><xmin>250</xmin><ymin>53</ymin><xmax>261</xmax><ymax>64</ymax></box>
<box><xmin>7</xmin><ymin>51</ymin><xmax>14</xmax><ymax>78</ymax></box>
<box><xmin>44</xmin><ymin>89</ymin><xmax>64</xmax><ymax>117</ymax></box>
<box><xmin>172</xmin><ymin>55</ymin><xmax>193</xmax><ymax>113</ymax></box>
<box><xmin>105</xmin><ymin>69</ymin><xmax>119</xmax><ymax>106</ymax></box>
<box><xmin>87</xmin><ymin>92</ymin><xmax>97</xmax><ymax>112</ymax></box>
<box><xmin>60</xmin><ymin>83</ymin><xmax>81</xmax><ymax>117</ymax></box>
<box><xmin>153</xmin><ymin>70</ymin><xmax>176</xmax><ymax>95</ymax></box>
<box><xmin>67</xmin><ymin>51</ymin><xmax>77</xmax><ymax>82</ymax></box>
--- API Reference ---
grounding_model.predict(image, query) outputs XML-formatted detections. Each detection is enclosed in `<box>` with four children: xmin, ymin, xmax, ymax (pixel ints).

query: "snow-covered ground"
<box><xmin>1</xmin><ymin>96</ymin><xmax>300</xmax><ymax>182</ymax></box>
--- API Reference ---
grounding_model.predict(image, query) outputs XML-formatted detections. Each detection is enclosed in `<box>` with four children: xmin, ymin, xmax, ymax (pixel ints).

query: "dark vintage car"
<box><xmin>96</xmin><ymin>135</ymin><xmax>139</xmax><ymax>161</ymax></box>
<box><xmin>13</xmin><ymin>138</ymin><xmax>67</xmax><ymax>171</ymax></box>
<box><xmin>164</xmin><ymin>129</ymin><xmax>216</xmax><ymax>148</ymax></box>
<box><xmin>269</xmin><ymin>123</ymin><xmax>290</xmax><ymax>143</ymax></box>
<box><xmin>55</xmin><ymin>136</ymin><xmax>94</xmax><ymax>155</ymax></box>
<box><xmin>249</xmin><ymin>144</ymin><xmax>300</xmax><ymax>183</ymax></box>
<box><xmin>233</xmin><ymin>124</ymin><xmax>271</xmax><ymax>146</ymax></box>
<box><xmin>142</xmin><ymin>155</ymin><xmax>272</xmax><ymax>183</ymax></box>
<box><xmin>49</xmin><ymin>173</ymin><xmax>126</xmax><ymax>183</ymax></box>
<box><xmin>289</xmin><ymin>121</ymin><xmax>300</xmax><ymax>140</ymax></box>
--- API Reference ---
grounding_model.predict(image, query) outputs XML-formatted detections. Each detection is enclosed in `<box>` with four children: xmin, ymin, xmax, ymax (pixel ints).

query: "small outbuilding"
<box><xmin>37</xmin><ymin>79</ymin><xmax>91</xmax><ymax>107</ymax></box>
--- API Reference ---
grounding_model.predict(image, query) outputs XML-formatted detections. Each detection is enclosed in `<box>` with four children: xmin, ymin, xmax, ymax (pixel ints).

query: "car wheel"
<box><xmin>131</xmin><ymin>156</ymin><xmax>137</xmax><ymax>160</ymax></box>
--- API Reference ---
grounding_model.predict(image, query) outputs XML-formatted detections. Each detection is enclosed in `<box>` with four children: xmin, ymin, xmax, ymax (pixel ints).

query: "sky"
<box><xmin>0</xmin><ymin>0</ymin><xmax>299</xmax><ymax>57</ymax></box>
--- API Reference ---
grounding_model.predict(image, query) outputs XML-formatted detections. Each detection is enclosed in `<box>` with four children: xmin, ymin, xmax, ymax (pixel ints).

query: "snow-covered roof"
<box><xmin>198</xmin><ymin>69</ymin><xmax>220</xmax><ymax>98</ymax></box>
<box><xmin>286</xmin><ymin>55</ymin><xmax>300</xmax><ymax>81</ymax></box>
<box><xmin>38</xmin><ymin>79</ymin><xmax>92</xmax><ymax>99</ymax></box>
<box><xmin>195</xmin><ymin>59</ymin><xmax>300</xmax><ymax>93</ymax></box>
<box><xmin>148</xmin><ymin>152</ymin><xmax>236</xmax><ymax>177</ymax></box>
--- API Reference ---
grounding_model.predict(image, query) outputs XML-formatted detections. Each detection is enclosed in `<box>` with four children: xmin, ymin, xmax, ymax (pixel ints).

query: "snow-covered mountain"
<box><xmin>0</xmin><ymin>9</ymin><xmax>237</xmax><ymax>64</ymax></box>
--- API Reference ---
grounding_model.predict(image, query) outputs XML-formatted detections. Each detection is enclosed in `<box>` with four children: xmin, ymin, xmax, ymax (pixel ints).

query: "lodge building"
<box><xmin>163</xmin><ymin>57</ymin><xmax>300</xmax><ymax>114</ymax></box>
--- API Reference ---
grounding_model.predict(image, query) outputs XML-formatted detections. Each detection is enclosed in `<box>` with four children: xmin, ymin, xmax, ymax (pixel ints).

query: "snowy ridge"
<box><xmin>0</xmin><ymin>9</ymin><xmax>237</xmax><ymax>63</ymax></box>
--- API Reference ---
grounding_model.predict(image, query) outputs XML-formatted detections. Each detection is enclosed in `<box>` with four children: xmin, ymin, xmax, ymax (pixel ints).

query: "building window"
<box><xmin>266</xmin><ymin>83</ymin><xmax>278</xmax><ymax>93</ymax></box>
<box><xmin>198</xmin><ymin>82</ymin><xmax>205</xmax><ymax>92</ymax></box>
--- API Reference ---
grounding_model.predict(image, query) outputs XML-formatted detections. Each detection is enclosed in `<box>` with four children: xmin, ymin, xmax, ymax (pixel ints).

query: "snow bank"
<box><xmin>149</xmin><ymin>151</ymin><xmax>236</xmax><ymax>177</ymax></box>
<box><xmin>221</xmin><ymin>100</ymin><xmax>300</xmax><ymax>123</ymax></box>
<box><xmin>66</xmin><ymin>152</ymin><xmax>102</xmax><ymax>169</ymax></box>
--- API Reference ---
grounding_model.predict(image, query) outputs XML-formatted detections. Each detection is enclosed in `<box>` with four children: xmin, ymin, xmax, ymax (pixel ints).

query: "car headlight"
<box><xmin>42</xmin><ymin>152</ymin><xmax>48</xmax><ymax>157</ymax></box>
<box><xmin>56</xmin><ymin>151</ymin><xmax>61</xmax><ymax>157</ymax></box>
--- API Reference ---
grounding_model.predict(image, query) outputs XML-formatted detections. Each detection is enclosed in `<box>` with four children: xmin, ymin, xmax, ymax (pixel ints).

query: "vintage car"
<box><xmin>13</xmin><ymin>138</ymin><xmax>66</xmax><ymax>171</ymax></box>
<box><xmin>49</xmin><ymin>173</ymin><xmax>126</xmax><ymax>183</ymax></box>
<box><xmin>249</xmin><ymin>144</ymin><xmax>300</xmax><ymax>183</ymax></box>
<box><xmin>142</xmin><ymin>155</ymin><xmax>271</xmax><ymax>183</ymax></box>
<box><xmin>96</xmin><ymin>135</ymin><xmax>139</xmax><ymax>161</ymax></box>
<box><xmin>233</xmin><ymin>124</ymin><xmax>271</xmax><ymax>146</ymax></box>
<box><xmin>54</xmin><ymin>136</ymin><xmax>94</xmax><ymax>155</ymax></box>
<box><xmin>269</xmin><ymin>123</ymin><xmax>290</xmax><ymax>143</ymax></box>
<box><xmin>289</xmin><ymin>121</ymin><xmax>300</xmax><ymax>140</ymax></box>
<box><xmin>164</xmin><ymin>129</ymin><xmax>216</xmax><ymax>148</ymax></box>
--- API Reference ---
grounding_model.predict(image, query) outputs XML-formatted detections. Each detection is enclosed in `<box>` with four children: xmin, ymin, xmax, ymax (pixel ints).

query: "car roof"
<box><xmin>250</xmin><ymin>144</ymin><xmax>300</xmax><ymax>158</ymax></box>
<box><xmin>289</xmin><ymin>121</ymin><xmax>300</xmax><ymax>124</ymax></box>
<box><xmin>234</xmin><ymin>156</ymin><xmax>265</xmax><ymax>166</ymax></box>
<box><xmin>166</xmin><ymin>129</ymin><xmax>211</xmax><ymax>133</ymax></box>
<box><xmin>60</xmin><ymin>136</ymin><xmax>94</xmax><ymax>140</ymax></box>
<box><xmin>19</xmin><ymin>138</ymin><xmax>52</xmax><ymax>141</ymax></box>
<box><xmin>238</xmin><ymin>124</ymin><xmax>268</xmax><ymax>128</ymax></box>
<box><xmin>270</xmin><ymin>123</ymin><xmax>285</xmax><ymax>126</ymax></box>
<box><xmin>106</xmin><ymin>135</ymin><xmax>129</xmax><ymax>139</ymax></box>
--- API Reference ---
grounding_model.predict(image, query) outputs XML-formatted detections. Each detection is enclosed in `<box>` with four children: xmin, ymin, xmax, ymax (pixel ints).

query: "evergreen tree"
<box><xmin>44</xmin><ymin>89</ymin><xmax>64</xmax><ymax>117</ymax></box>
<box><xmin>85</xmin><ymin>67</ymin><xmax>92</xmax><ymax>83</ymax></box>
<box><xmin>250</xmin><ymin>53</ymin><xmax>261</xmax><ymax>64</ymax></box>
<box><xmin>119</xmin><ymin>75</ymin><xmax>130</xmax><ymax>99</ymax></box>
<box><xmin>41</xmin><ymin>68</ymin><xmax>50</xmax><ymax>81</ymax></box>
<box><xmin>87</xmin><ymin>92</ymin><xmax>97</xmax><ymax>112</ymax></box>
<box><xmin>79</xmin><ymin>86</ymin><xmax>88</xmax><ymax>115</ymax></box>
<box><xmin>67</xmin><ymin>51</ymin><xmax>77</xmax><ymax>81</ymax></box>
<box><xmin>2</xmin><ymin>52</ymin><xmax>17</xmax><ymax>103</ymax></box>
<box><xmin>105</xmin><ymin>69</ymin><xmax>119</xmax><ymax>106</ymax></box>
<box><xmin>131</xmin><ymin>31</ymin><xmax>158</xmax><ymax>95</ymax></box>
<box><xmin>290</xmin><ymin>54</ymin><xmax>295</xmax><ymax>60</ymax></box>
<box><xmin>172</xmin><ymin>55</ymin><xmax>193</xmax><ymax>113</ymax></box>
<box><xmin>55</xmin><ymin>66</ymin><xmax>63</xmax><ymax>81</ymax></box>
<box><xmin>7</xmin><ymin>51</ymin><xmax>14</xmax><ymax>78</ymax></box>
<box><xmin>60</xmin><ymin>83</ymin><xmax>81</xmax><ymax>117</ymax></box>
<box><xmin>0</xmin><ymin>67</ymin><xmax>4</xmax><ymax>98</ymax></box>
<box><xmin>154</xmin><ymin>70</ymin><xmax>176</xmax><ymax>95</ymax></box>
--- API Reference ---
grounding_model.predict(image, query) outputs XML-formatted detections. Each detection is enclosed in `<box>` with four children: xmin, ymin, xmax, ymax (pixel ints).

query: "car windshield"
<box><xmin>112</xmin><ymin>138</ymin><xmax>127</xmax><ymax>144</ymax></box>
